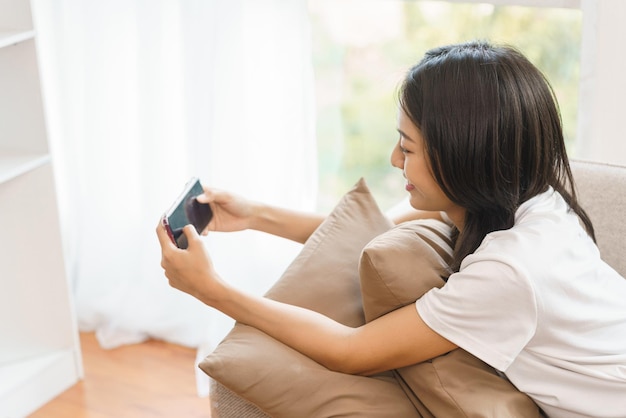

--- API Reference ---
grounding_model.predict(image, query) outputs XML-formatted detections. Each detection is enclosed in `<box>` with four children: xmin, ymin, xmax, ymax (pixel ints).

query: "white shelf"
<box><xmin>0</xmin><ymin>151</ymin><xmax>50</xmax><ymax>185</ymax></box>
<box><xmin>0</xmin><ymin>1</ymin><xmax>82</xmax><ymax>416</ymax></box>
<box><xmin>0</xmin><ymin>349</ymin><xmax>80</xmax><ymax>418</ymax></box>
<box><xmin>0</xmin><ymin>29</ymin><xmax>34</xmax><ymax>49</ymax></box>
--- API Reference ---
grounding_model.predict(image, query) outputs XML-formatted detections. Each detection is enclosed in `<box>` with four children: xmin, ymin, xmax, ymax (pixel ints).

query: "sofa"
<box><xmin>200</xmin><ymin>159</ymin><xmax>626</xmax><ymax>418</ymax></box>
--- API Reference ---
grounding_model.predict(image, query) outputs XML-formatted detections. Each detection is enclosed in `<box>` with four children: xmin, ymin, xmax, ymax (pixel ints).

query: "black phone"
<box><xmin>162</xmin><ymin>178</ymin><xmax>213</xmax><ymax>249</ymax></box>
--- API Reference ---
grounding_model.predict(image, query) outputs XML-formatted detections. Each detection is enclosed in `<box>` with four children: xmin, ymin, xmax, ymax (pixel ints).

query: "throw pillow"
<box><xmin>199</xmin><ymin>178</ymin><xmax>421</xmax><ymax>418</ymax></box>
<box><xmin>359</xmin><ymin>220</ymin><xmax>542</xmax><ymax>418</ymax></box>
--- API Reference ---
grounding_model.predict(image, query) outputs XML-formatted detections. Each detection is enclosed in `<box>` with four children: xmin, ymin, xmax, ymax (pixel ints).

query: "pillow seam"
<box><xmin>429</xmin><ymin>361</ymin><xmax>469</xmax><ymax>418</ymax></box>
<box><xmin>361</xmin><ymin>251</ymin><xmax>404</xmax><ymax>309</ymax></box>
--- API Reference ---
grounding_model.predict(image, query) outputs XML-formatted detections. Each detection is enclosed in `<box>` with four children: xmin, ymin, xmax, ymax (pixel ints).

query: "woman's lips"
<box><xmin>405</xmin><ymin>182</ymin><xmax>415</xmax><ymax>192</ymax></box>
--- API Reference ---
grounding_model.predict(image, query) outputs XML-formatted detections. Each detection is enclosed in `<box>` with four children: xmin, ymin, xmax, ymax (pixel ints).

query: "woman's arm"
<box><xmin>198</xmin><ymin>188</ymin><xmax>324</xmax><ymax>244</ymax></box>
<box><xmin>386</xmin><ymin>197</ymin><xmax>444</xmax><ymax>225</ymax></box>
<box><xmin>392</xmin><ymin>209</ymin><xmax>444</xmax><ymax>225</ymax></box>
<box><xmin>218</xmin><ymin>290</ymin><xmax>456</xmax><ymax>375</ymax></box>
<box><xmin>249</xmin><ymin>203</ymin><xmax>325</xmax><ymax>244</ymax></box>
<box><xmin>157</xmin><ymin>223</ymin><xmax>457</xmax><ymax>375</ymax></box>
<box><xmin>200</xmin><ymin>188</ymin><xmax>444</xmax><ymax>243</ymax></box>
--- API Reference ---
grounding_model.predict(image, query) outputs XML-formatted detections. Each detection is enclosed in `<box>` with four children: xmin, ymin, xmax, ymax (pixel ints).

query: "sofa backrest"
<box><xmin>571</xmin><ymin>160</ymin><xmax>626</xmax><ymax>277</ymax></box>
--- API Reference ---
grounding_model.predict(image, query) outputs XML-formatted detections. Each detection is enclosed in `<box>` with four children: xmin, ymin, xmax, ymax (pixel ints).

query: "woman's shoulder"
<box><xmin>466</xmin><ymin>189</ymin><xmax>597</xmax><ymax>271</ymax></box>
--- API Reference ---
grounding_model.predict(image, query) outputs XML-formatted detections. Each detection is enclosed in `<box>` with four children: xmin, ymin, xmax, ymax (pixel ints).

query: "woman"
<box><xmin>157</xmin><ymin>41</ymin><xmax>626</xmax><ymax>417</ymax></box>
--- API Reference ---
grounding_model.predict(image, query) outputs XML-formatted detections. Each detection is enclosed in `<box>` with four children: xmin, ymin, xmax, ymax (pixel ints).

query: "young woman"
<box><xmin>157</xmin><ymin>41</ymin><xmax>626</xmax><ymax>417</ymax></box>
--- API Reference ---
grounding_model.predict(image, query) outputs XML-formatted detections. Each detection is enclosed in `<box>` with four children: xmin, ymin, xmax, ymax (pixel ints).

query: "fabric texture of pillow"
<box><xmin>199</xmin><ymin>178</ymin><xmax>421</xmax><ymax>418</ymax></box>
<box><xmin>359</xmin><ymin>219</ymin><xmax>542</xmax><ymax>418</ymax></box>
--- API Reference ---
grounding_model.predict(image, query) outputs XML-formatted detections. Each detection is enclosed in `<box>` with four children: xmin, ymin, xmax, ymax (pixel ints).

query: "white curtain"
<box><xmin>32</xmin><ymin>0</ymin><xmax>316</xmax><ymax>383</ymax></box>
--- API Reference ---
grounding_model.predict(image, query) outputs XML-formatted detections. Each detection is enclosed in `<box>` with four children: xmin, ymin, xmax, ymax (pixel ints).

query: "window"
<box><xmin>309</xmin><ymin>0</ymin><xmax>582</xmax><ymax>211</ymax></box>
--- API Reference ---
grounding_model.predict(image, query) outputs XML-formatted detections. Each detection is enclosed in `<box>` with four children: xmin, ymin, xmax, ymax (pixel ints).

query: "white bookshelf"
<box><xmin>0</xmin><ymin>1</ymin><xmax>82</xmax><ymax>417</ymax></box>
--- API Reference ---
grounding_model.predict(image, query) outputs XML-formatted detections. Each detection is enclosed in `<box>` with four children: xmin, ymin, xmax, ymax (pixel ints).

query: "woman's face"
<box><xmin>391</xmin><ymin>107</ymin><xmax>466</xmax><ymax>229</ymax></box>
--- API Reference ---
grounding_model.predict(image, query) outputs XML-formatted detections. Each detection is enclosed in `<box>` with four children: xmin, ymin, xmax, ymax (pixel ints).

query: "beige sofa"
<box><xmin>204</xmin><ymin>159</ymin><xmax>626</xmax><ymax>418</ymax></box>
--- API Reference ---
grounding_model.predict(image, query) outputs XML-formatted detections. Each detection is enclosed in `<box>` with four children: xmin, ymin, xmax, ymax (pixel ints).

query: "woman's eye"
<box><xmin>399</xmin><ymin>145</ymin><xmax>409</xmax><ymax>154</ymax></box>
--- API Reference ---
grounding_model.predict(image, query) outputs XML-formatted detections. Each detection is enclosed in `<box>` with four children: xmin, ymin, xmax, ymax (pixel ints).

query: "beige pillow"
<box><xmin>359</xmin><ymin>220</ymin><xmax>542</xmax><ymax>418</ymax></box>
<box><xmin>199</xmin><ymin>179</ymin><xmax>421</xmax><ymax>418</ymax></box>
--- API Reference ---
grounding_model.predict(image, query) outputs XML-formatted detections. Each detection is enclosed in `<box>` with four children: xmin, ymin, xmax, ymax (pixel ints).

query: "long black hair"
<box><xmin>399</xmin><ymin>41</ymin><xmax>595</xmax><ymax>272</ymax></box>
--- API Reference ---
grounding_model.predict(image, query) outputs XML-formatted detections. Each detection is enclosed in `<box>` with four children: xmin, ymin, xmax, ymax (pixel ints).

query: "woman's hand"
<box><xmin>156</xmin><ymin>220</ymin><xmax>224</xmax><ymax>304</ymax></box>
<box><xmin>196</xmin><ymin>188</ymin><xmax>258</xmax><ymax>235</ymax></box>
<box><xmin>197</xmin><ymin>186</ymin><xmax>325</xmax><ymax>244</ymax></box>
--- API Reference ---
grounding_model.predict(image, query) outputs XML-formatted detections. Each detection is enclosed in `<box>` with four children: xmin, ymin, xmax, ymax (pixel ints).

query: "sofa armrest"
<box><xmin>571</xmin><ymin>159</ymin><xmax>626</xmax><ymax>277</ymax></box>
<box><xmin>209</xmin><ymin>379</ymin><xmax>269</xmax><ymax>418</ymax></box>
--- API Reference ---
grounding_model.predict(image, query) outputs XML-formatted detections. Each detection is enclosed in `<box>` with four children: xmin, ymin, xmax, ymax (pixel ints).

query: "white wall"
<box><xmin>577</xmin><ymin>0</ymin><xmax>626</xmax><ymax>165</ymax></box>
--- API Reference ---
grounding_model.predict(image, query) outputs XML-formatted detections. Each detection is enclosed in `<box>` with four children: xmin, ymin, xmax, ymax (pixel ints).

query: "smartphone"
<box><xmin>162</xmin><ymin>178</ymin><xmax>213</xmax><ymax>249</ymax></box>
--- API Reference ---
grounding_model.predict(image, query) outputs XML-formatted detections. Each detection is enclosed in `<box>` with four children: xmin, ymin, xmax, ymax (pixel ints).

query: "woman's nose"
<box><xmin>390</xmin><ymin>143</ymin><xmax>404</xmax><ymax>169</ymax></box>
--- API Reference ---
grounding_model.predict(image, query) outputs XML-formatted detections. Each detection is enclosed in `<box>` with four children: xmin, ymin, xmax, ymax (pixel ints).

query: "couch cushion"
<box><xmin>359</xmin><ymin>220</ymin><xmax>542</xmax><ymax>418</ymax></box>
<box><xmin>199</xmin><ymin>179</ymin><xmax>420</xmax><ymax>418</ymax></box>
<box><xmin>571</xmin><ymin>160</ymin><xmax>626</xmax><ymax>277</ymax></box>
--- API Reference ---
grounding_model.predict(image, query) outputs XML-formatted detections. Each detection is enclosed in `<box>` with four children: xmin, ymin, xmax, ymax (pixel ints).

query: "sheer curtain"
<box><xmin>33</xmin><ymin>0</ymin><xmax>316</xmax><ymax>366</ymax></box>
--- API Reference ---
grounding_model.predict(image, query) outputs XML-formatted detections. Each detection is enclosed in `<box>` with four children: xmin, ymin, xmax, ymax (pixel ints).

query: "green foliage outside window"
<box><xmin>310</xmin><ymin>1</ymin><xmax>582</xmax><ymax>212</ymax></box>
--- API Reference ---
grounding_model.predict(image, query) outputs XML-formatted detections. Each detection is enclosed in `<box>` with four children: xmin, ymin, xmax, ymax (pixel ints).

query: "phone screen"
<box><xmin>163</xmin><ymin>178</ymin><xmax>213</xmax><ymax>249</ymax></box>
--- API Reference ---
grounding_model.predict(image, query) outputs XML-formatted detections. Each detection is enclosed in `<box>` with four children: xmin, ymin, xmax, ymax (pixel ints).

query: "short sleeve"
<box><xmin>416</xmin><ymin>251</ymin><xmax>538</xmax><ymax>372</ymax></box>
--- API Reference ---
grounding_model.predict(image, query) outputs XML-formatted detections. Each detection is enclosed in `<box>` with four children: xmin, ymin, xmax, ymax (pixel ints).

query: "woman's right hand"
<box><xmin>196</xmin><ymin>188</ymin><xmax>259</xmax><ymax>235</ymax></box>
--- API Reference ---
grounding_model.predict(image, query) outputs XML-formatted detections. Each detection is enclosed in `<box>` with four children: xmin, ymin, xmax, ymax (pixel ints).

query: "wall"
<box><xmin>577</xmin><ymin>0</ymin><xmax>626</xmax><ymax>165</ymax></box>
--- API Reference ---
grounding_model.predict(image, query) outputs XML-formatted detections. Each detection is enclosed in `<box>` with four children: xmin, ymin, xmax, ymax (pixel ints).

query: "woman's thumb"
<box><xmin>183</xmin><ymin>224</ymin><xmax>200</xmax><ymax>246</ymax></box>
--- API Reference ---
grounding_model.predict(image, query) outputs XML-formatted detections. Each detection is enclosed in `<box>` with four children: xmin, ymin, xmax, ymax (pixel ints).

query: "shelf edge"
<box><xmin>0</xmin><ymin>154</ymin><xmax>51</xmax><ymax>185</ymax></box>
<box><xmin>0</xmin><ymin>29</ymin><xmax>36</xmax><ymax>49</ymax></box>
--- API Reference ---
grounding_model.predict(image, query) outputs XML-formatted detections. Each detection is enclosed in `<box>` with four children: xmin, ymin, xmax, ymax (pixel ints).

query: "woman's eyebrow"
<box><xmin>397</xmin><ymin>129</ymin><xmax>415</xmax><ymax>142</ymax></box>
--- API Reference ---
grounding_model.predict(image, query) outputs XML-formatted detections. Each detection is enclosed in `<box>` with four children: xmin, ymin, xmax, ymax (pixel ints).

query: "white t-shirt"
<box><xmin>416</xmin><ymin>188</ymin><xmax>626</xmax><ymax>418</ymax></box>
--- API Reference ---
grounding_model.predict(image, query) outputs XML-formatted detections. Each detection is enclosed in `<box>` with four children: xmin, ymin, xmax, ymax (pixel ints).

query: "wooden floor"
<box><xmin>29</xmin><ymin>333</ymin><xmax>211</xmax><ymax>418</ymax></box>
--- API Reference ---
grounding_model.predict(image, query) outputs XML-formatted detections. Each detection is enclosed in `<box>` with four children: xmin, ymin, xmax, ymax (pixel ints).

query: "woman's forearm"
<box><xmin>392</xmin><ymin>209</ymin><xmax>443</xmax><ymax>225</ymax></box>
<box><xmin>209</xmin><ymin>280</ymin><xmax>351</xmax><ymax>367</ymax></box>
<box><xmin>202</xmin><ymin>279</ymin><xmax>456</xmax><ymax>376</ymax></box>
<box><xmin>250</xmin><ymin>203</ymin><xmax>325</xmax><ymax>244</ymax></box>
